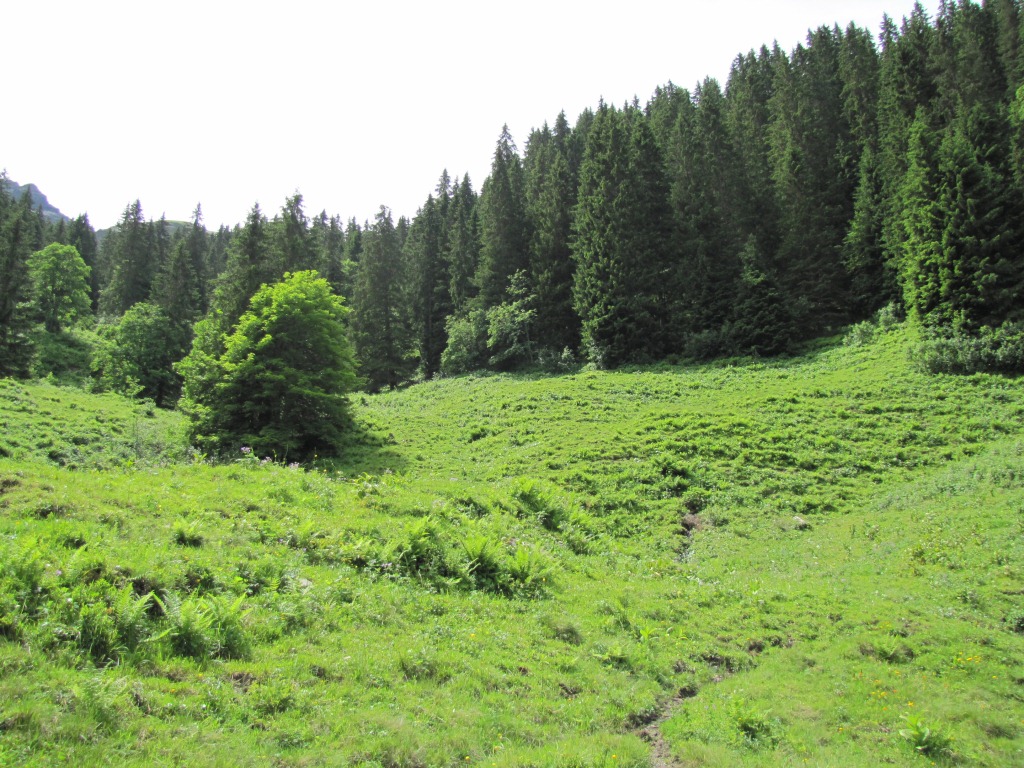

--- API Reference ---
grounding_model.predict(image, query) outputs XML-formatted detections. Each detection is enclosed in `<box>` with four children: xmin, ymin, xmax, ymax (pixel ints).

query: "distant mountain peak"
<box><xmin>3</xmin><ymin>178</ymin><xmax>71</xmax><ymax>223</ymax></box>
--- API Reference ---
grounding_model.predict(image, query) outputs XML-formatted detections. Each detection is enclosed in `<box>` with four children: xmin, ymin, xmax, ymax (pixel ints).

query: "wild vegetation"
<box><xmin>2</xmin><ymin>2</ymin><xmax>1024</xmax><ymax>764</ymax></box>
<box><xmin>4</xmin><ymin>2</ymin><xmax>1024</xmax><ymax>413</ymax></box>
<box><xmin>1</xmin><ymin>325</ymin><xmax>1023</xmax><ymax>766</ymax></box>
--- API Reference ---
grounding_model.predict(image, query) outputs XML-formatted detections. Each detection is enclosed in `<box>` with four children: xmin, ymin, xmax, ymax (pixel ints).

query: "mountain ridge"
<box><xmin>3</xmin><ymin>177</ymin><xmax>71</xmax><ymax>223</ymax></box>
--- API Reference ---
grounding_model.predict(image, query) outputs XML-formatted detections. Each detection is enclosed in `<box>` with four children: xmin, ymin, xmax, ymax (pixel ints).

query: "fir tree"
<box><xmin>477</xmin><ymin>125</ymin><xmax>529</xmax><ymax>308</ymax></box>
<box><xmin>571</xmin><ymin>104</ymin><xmax>673</xmax><ymax>366</ymax></box>
<box><xmin>351</xmin><ymin>207</ymin><xmax>413</xmax><ymax>390</ymax></box>
<box><xmin>0</xmin><ymin>183</ymin><xmax>42</xmax><ymax>375</ymax></box>
<box><xmin>524</xmin><ymin>113</ymin><xmax>580</xmax><ymax>353</ymax></box>
<box><xmin>99</xmin><ymin>200</ymin><xmax>153</xmax><ymax>316</ymax></box>
<box><xmin>404</xmin><ymin>190</ymin><xmax>451</xmax><ymax>377</ymax></box>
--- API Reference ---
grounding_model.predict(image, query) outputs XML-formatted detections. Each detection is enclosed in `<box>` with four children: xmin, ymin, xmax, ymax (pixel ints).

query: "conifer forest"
<box><xmin>4</xmin><ymin>4</ymin><xmax>1024</xmax><ymax>766</ymax></box>
<box><xmin>3</xmin><ymin>1</ymin><xmax>1023</xmax><ymax>415</ymax></box>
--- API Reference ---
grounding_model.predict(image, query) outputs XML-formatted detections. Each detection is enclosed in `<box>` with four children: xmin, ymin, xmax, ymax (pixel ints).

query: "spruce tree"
<box><xmin>99</xmin><ymin>200</ymin><xmax>152</xmax><ymax>317</ymax></box>
<box><xmin>667</xmin><ymin>78</ymin><xmax>742</xmax><ymax>341</ymax></box>
<box><xmin>899</xmin><ymin>112</ymin><xmax>946</xmax><ymax>325</ymax></box>
<box><xmin>768</xmin><ymin>27</ymin><xmax>858</xmax><ymax>333</ymax></box>
<box><xmin>571</xmin><ymin>104</ymin><xmax>673</xmax><ymax>366</ymax></box>
<box><xmin>312</xmin><ymin>212</ymin><xmax>347</xmax><ymax>297</ymax></box>
<box><xmin>0</xmin><ymin>183</ymin><xmax>42</xmax><ymax>376</ymax></box>
<box><xmin>936</xmin><ymin>105</ymin><xmax>1022</xmax><ymax>329</ymax></box>
<box><xmin>66</xmin><ymin>214</ymin><xmax>99</xmax><ymax>311</ymax></box>
<box><xmin>404</xmin><ymin>191</ymin><xmax>451</xmax><ymax>377</ymax></box>
<box><xmin>444</xmin><ymin>174</ymin><xmax>480</xmax><ymax>315</ymax></box>
<box><xmin>524</xmin><ymin>113</ymin><xmax>579</xmax><ymax>353</ymax></box>
<box><xmin>351</xmin><ymin>207</ymin><xmax>413</xmax><ymax>390</ymax></box>
<box><xmin>277</xmin><ymin>194</ymin><xmax>316</xmax><ymax>273</ymax></box>
<box><xmin>211</xmin><ymin>203</ymin><xmax>278</xmax><ymax>329</ymax></box>
<box><xmin>477</xmin><ymin>125</ymin><xmax>529</xmax><ymax>308</ymax></box>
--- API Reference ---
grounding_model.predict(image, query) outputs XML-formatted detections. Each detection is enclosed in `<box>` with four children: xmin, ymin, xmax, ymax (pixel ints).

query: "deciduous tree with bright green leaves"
<box><xmin>177</xmin><ymin>271</ymin><xmax>358</xmax><ymax>460</ymax></box>
<box><xmin>28</xmin><ymin>243</ymin><xmax>91</xmax><ymax>333</ymax></box>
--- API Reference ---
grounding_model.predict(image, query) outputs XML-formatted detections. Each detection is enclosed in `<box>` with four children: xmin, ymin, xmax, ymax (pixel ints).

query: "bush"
<box><xmin>93</xmin><ymin>303</ymin><xmax>185</xmax><ymax>405</ymax></box>
<box><xmin>441</xmin><ymin>308</ymin><xmax>488</xmax><ymax>375</ymax></box>
<box><xmin>177</xmin><ymin>272</ymin><xmax>358</xmax><ymax>460</ymax></box>
<box><xmin>910</xmin><ymin>321</ymin><xmax>1024</xmax><ymax>375</ymax></box>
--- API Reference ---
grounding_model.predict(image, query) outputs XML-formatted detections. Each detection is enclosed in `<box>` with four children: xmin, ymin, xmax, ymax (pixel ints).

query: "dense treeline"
<box><xmin>2</xmin><ymin>1</ymin><xmax>1023</xmax><ymax>401</ymax></box>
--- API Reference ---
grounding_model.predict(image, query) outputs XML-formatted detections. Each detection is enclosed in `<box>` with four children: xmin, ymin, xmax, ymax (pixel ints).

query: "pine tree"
<box><xmin>99</xmin><ymin>200</ymin><xmax>153</xmax><ymax>316</ymax></box>
<box><xmin>571</xmin><ymin>104</ymin><xmax>673</xmax><ymax>366</ymax></box>
<box><xmin>404</xmin><ymin>190</ymin><xmax>451</xmax><ymax>377</ymax></box>
<box><xmin>0</xmin><ymin>182</ymin><xmax>42</xmax><ymax>375</ymax></box>
<box><xmin>351</xmin><ymin>207</ymin><xmax>413</xmax><ymax>390</ymax></box>
<box><xmin>445</xmin><ymin>174</ymin><xmax>480</xmax><ymax>315</ymax></box>
<box><xmin>524</xmin><ymin>112</ymin><xmax>579</xmax><ymax>353</ymax></box>
<box><xmin>477</xmin><ymin>125</ymin><xmax>529</xmax><ymax>308</ymax></box>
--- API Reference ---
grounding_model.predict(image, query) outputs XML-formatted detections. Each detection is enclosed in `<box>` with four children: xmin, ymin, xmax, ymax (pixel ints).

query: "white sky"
<box><xmin>3</xmin><ymin>0</ymin><xmax>939</xmax><ymax>230</ymax></box>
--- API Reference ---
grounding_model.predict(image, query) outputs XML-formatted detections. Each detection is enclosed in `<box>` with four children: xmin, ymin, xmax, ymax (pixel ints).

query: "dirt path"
<box><xmin>633</xmin><ymin>687</ymin><xmax>696</xmax><ymax>768</ymax></box>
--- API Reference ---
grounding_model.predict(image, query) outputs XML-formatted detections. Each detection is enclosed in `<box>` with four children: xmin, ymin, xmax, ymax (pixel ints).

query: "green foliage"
<box><xmin>178</xmin><ymin>271</ymin><xmax>357</xmax><ymax>460</ymax></box>
<box><xmin>440</xmin><ymin>307</ymin><xmax>488</xmax><ymax>375</ymax></box>
<box><xmin>485</xmin><ymin>270</ymin><xmax>536</xmax><ymax>368</ymax></box>
<box><xmin>909</xmin><ymin>321</ymin><xmax>1024</xmax><ymax>374</ymax></box>
<box><xmin>93</xmin><ymin>302</ymin><xmax>184</xmax><ymax>405</ymax></box>
<box><xmin>27</xmin><ymin>243</ymin><xmax>91</xmax><ymax>333</ymax></box>
<box><xmin>2</xmin><ymin>329</ymin><xmax>1024</xmax><ymax>765</ymax></box>
<box><xmin>899</xmin><ymin>714</ymin><xmax>954</xmax><ymax>758</ymax></box>
<box><xmin>572</xmin><ymin>104</ymin><xmax>673</xmax><ymax>366</ymax></box>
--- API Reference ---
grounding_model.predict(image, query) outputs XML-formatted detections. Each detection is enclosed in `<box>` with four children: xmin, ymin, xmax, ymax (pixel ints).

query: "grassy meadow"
<box><xmin>1</xmin><ymin>324</ymin><xmax>1023</xmax><ymax>766</ymax></box>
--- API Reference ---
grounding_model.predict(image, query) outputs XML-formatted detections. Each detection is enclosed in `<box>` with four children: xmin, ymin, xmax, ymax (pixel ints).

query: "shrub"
<box><xmin>910</xmin><ymin>321</ymin><xmax>1024</xmax><ymax>375</ymax></box>
<box><xmin>441</xmin><ymin>308</ymin><xmax>488</xmax><ymax>375</ymax></box>
<box><xmin>93</xmin><ymin>302</ymin><xmax>185</xmax><ymax>405</ymax></box>
<box><xmin>177</xmin><ymin>271</ymin><xmax>358</xmax><ymax>460</ymax></box>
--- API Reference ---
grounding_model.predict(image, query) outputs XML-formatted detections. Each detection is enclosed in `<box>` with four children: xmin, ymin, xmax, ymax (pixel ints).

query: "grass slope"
<box><xmin>1</xmin><ymin>326</ymin><xmax>1022</xmax><ymax>766</ymax></box>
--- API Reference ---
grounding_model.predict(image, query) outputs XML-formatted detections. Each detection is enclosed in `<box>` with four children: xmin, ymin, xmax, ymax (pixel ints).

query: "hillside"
<box><xmin>1</xmin><ymin>327</ymin><xmax>1023</xmax><ymax>766</ymax></box>
<box><xmin>3</xmin><ymin>179</ymin><xmax>70</xmax><ymax>223</ymax></box>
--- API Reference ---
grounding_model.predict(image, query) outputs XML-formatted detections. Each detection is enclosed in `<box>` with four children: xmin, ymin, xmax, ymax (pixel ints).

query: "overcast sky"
<box><xmin>4</xmin><ymin>0</ymin><xmax>940</xmax><ymax>230</ymax></box>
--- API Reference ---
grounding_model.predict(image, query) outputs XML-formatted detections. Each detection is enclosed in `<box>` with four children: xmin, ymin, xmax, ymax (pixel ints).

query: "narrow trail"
<box><xmin>631</xmin><ymin>509</ymin><xmax>705</xmax><ymax>767</ymax></box>
<box><xmin>634</xmin><ymin>687</ymin><xmax>695</xmax><ymax>767</ymax></box>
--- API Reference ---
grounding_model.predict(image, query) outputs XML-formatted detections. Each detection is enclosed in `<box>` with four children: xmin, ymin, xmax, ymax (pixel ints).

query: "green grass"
<box><xmin>1</xmin><ymin>325</ymin><xmax>1023</xmax><ymax>766</ymax></box>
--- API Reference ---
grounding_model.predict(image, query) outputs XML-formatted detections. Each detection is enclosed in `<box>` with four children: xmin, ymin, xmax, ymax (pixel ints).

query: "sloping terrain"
<box><xmin>1</xmin><ymin>327</ymin><xmax>1022</xmax><ymax>766</ymax></box>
